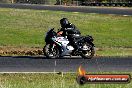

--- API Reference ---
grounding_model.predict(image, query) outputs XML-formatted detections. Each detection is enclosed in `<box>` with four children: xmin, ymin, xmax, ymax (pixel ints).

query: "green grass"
<box><xmin>97</xmin><ymin>48</ymin><xmax>132</xmax><ymax>56</ymax></box>
<box><xmin>0</xmin><ymin>8</ymin><xmax>132</xmax><ymax>56</ymax></box>
<box><xmin>0</xmin><ymin>73</ymin><xmax>132</xmax><ymax>88</ymax></box>
<box><xmin>0</xmin><ymin>8</ymin><xmax>132</xmax><ymax>48</ymax></box>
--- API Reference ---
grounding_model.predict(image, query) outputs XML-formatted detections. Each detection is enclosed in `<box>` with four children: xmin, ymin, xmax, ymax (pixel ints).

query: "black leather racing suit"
<box><xmin>58</xmin><ymin>23</ymin><xmax>81</xmax><ymax>50</ymax></box>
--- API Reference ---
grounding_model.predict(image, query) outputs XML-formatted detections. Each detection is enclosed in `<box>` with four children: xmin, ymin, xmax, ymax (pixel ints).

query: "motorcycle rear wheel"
<box><xmin>81</xmin><ymin>44</ymin><xmax>95</xmax><ymax>59</ymax></box>
<box><xmin>43</xmin><ymin>44</ymin><xmax>60</xmax><ymax>59</ymax></box>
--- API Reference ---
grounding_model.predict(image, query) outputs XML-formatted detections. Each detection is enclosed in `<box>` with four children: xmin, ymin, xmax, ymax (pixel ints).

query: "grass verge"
<box><xmin>0</xmin><ymin>73</ymin><xmax>131</xmax><ymax>88</ymax></box>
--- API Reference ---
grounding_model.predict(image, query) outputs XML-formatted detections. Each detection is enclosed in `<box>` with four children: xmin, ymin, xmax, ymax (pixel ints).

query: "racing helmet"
<box><xmin>60</xmin><ymin>18</ymin><xmax>69</xmax><ymax>28</ymax></box>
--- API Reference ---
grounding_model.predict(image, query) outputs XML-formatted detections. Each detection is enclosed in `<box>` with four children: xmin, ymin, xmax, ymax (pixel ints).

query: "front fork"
<box><xmin>50</xmin><ymin>43</ymin><xmax>56</xmax><ymax>51</ymax></box>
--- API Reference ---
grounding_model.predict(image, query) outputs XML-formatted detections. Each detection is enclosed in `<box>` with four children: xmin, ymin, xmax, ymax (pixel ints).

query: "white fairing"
<box><xmin>67</xmin><ymin>46</ymin><xmax>74</xmax><ymax>50</ymax></box>
<box><xmin>56</xmin><ymin>37</ymin><xmax>69</xmax><ymax>46</ymax></box>
<box><xmin>52</xmin><ymin>36</ymin><xmax>74</xmax><ymax>56</ymax></box>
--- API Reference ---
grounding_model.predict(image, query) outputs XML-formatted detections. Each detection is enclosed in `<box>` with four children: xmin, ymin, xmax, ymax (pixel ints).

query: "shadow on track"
<box><xmin>0</xmin><ymin>55</ymin><xmax>131</xmax><ymax>60</ymax></box>
<box><xmin>12</xmin><ymin>56</ymin><xmax>83</xmax><ymax>59</ymax></box>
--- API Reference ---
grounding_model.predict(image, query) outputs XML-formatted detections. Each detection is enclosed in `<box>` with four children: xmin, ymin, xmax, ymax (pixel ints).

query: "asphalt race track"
<box><xmin>0</xmin><ymin>56</ymin><xmax>132</xmax><ymax>72</ymax></box>
<box><xmin>0</xmin><ymin>3</ymin><xmax>132</xmax><ymax>15</ymax></box>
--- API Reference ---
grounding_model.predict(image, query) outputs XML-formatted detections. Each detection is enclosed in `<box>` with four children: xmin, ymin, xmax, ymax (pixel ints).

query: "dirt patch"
<box><xmin>0</xmin><ymin>46</ymin><xmax>102</xmax><ymax>56</ymax></box>
<box><xmin>0</xmin><ymin>46</ymin><xmax>43</xmax><ymax>56</ymax></box>
<box><xmin>0</xmin><ymin>47</ymin><xmax>99</xmax><ymax>57</ymax></box>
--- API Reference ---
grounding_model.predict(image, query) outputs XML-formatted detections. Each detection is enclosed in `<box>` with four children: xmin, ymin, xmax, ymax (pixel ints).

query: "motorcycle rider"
<box><xmin>57</xmin><ymin>18</ymin><xmax>81</xmax><ymax>52</ymax></box>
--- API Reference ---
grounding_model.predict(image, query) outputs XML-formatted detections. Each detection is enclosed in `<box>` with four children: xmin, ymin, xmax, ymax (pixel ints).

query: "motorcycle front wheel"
<box><xmin>43</xmin><ymin>44</ymin><xmax>60</xmax><ymax>59</ymax></box>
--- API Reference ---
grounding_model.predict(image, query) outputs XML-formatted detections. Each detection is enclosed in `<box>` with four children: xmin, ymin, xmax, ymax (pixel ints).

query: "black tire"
<box><xmin>43</xmin><ymin>44</ymin><xmax>60</xmax><ymax>59</ymax></box>
<box><xmin>81</xmin><ymin>43</ymin><xmax>95</xmax><ymax>59</ymax></box>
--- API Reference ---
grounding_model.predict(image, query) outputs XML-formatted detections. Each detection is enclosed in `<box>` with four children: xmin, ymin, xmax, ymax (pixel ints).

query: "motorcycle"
<box><xmin>43</xmin><ymin>28</ymin><xmax>95</xmax><ymax>59</ymax></box>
